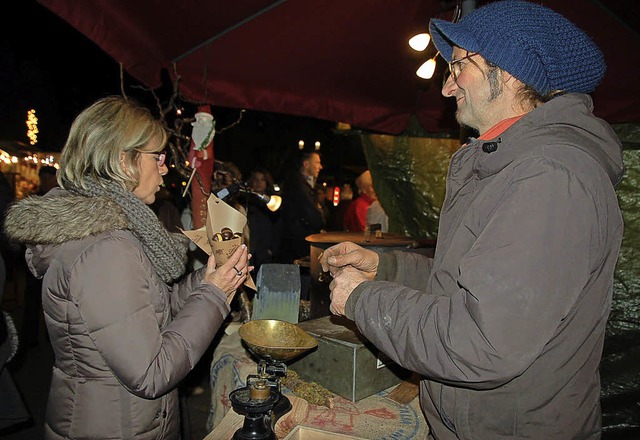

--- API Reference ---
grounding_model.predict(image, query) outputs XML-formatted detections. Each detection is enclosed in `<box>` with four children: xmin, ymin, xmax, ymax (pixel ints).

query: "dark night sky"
<box><xmin>0</xmin><ymin>1</ymin><xmax>366</xmax><ymax>184</ymax></box>
<box><xmin>0</xmin><ymin>1</ymin><xmax>128</xmax><ymax>150</ymax></box>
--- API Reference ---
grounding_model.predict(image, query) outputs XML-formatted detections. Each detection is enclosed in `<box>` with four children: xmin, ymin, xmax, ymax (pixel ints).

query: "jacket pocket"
<box><xmin>464</xmin><ymin>386</ymin><xmax>518</xmax><ymax>438</ymax></box>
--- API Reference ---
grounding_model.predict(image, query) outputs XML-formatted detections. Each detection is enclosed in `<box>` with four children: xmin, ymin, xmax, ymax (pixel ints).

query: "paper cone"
<box><xmin>182</xmin><ymin>194</ymin><xmax>256</xmax><ymax>290</ymax></box>
<box><xmin>211</xmin><ymin>236</ymin><xmax>242</xmax><ymax>268</ymax></box>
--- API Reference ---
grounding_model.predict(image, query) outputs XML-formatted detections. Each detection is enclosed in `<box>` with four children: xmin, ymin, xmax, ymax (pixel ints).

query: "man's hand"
<box><xmin>329</xmin><ymin>266</ymin><xmax>369</xmax><ymax>316</ymax></box>
<box><xmin>320</xmin><ymin>241</ymin><xmax>379</xmax><ymax>280</ymax></box>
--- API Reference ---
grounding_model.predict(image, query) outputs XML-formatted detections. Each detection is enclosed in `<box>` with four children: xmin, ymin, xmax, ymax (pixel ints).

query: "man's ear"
<box><xmin>502</xmin><ymin>70</ymin><xmax>521</xmax><ymax>88</ymax></box>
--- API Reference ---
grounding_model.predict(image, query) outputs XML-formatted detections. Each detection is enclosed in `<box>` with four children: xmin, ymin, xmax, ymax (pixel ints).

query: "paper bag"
<box><xmin>182</xmin><ymin>194</ymin><xmax>256</xmax><ymax>290</ymax></box>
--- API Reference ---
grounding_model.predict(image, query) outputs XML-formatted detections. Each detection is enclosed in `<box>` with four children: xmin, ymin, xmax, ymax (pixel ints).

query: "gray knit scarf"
<box><xmin>67</xmin><ymin>178</ymin><xmax>190</xmax><ymax>283</ymax></box>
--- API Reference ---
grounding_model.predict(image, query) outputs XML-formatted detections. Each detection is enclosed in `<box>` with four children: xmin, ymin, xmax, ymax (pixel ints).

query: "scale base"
<box><xmin>230</xmin><ymin>387</ymin><xmax>291</xmax><ymax>440</ymax></box>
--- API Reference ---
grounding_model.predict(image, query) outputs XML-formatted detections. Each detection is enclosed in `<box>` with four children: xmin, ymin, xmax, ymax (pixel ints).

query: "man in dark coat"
<box><xmin>277</xmin><ymin>150</ymin><xmax>325</xmax><ymax>264</ymax></box>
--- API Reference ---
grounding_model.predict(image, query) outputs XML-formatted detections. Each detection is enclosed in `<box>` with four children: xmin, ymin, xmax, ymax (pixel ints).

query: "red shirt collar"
<box><xmin>478</xmin><ymin>114</ymin><xmax>525</xmax><ymax>140</ymax></box>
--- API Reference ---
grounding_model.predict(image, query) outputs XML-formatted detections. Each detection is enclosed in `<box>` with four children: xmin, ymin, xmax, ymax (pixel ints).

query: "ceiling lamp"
<box><xmin>408</xmin><ymin>33</ymin><xmax>430</xmax><ymax>51</ymax></box>
<box><xmin>410</xmin><ymin>0</ymin><xmax>463</xmax><ymax>79</ymax></box>
<box><xmin>416</xmin><ymin>54</ymin><xmax>438</xmax><ymax>79</ymax></box>
<box><xmin>409</xmin><ymin>34</ymin><xmax>435</xmax><ymax>78</ymax></box>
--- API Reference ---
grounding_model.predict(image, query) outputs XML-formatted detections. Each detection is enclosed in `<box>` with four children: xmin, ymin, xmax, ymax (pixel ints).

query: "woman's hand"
<box><xmin>203</xmin><ymin>244</ymin><xmax>253</xmax><ymax>303</ymax></box>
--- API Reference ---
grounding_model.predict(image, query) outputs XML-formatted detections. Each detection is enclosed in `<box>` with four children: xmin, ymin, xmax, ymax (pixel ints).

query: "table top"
<box><xmin>306</xmin><ymin>231</ymin><xmax>417</xmax><ymax>247</ymax></box>
<box><xmin>206</xmin><ymin>328</ymin><xmax>429</xmax><ymax>439</ymax></box>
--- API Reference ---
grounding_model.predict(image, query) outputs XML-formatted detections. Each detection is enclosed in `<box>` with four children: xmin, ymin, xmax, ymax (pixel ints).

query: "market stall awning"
<box><xmin>37</xmin><ymin>0</ymin><xmax>640</xmax><ymax>134</ymax></box>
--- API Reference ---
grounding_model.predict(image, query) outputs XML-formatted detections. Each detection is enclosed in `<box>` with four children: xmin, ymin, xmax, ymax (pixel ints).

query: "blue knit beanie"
<box><xmin>429</xmin><ymin>0</ymin><xmax>606</xmax><ymax>95</ymax></box>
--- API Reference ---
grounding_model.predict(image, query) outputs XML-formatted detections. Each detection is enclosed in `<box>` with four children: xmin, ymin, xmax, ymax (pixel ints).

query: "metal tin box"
<box><xmin>291</xmin><ymin>316</ymin><xmax>410</xmax><ymax>402</ymax></box>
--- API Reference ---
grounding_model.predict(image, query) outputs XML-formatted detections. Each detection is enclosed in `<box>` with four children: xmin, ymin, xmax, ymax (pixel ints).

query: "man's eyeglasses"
<box><xmin>138</xmin><ymin>150</ymin><xmax>167</xmax><ymax>167</ymax></box>
<box><xmin>445</xmin><ymin>52</ymin><xmax>480</xmax><ymax>84</ymax></box>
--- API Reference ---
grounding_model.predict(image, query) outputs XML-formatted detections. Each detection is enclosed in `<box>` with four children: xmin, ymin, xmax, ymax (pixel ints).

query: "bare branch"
<box><xmin>218</xmin><ymin>109</ymin><xmax>246</xmax><ymax>133</ymax></box>
<box><xmin>119</xmin><ymin>63</ymin><xmax>128</xmax><ymax>99</ymax></box>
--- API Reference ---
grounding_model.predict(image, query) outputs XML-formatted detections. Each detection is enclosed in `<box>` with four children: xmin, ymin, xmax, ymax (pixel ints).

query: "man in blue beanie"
<box><xmin>321</xmin><ymin>1</ymin><xmax>624</xmax><ymax>438</ymax></box>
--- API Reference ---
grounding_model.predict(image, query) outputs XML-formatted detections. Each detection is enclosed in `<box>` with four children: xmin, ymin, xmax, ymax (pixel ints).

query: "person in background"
<box><xmin>0</xmin><ymin>253</ymin><xmax>31</xmax><ymax>434</ymax></box>
<box><xmin>0</xmin><ymin>171</ymin><xmax>13</xmax><ymax>217</ymax></box>
<box><xmin>4</xmin><ymin>96</ymin><xmax>251</xmax><ymax>440</ymax></box>
<box><xmin>15</xmin><ymin>177</ymin><xmax>33</xmax><ymax>200</ymax></box>
<box><xmin>0</xmin><ymin>170</ymin><xmax>15</xmax><ymax>284</ymax></box>
<box><xmin>321</xmin><ymin>2</ymin><xmax>623</xmax><ymax>438</ymax></box>
<box><xmin>315</xmin><ymin>184</ymin><xmax>333</xmax><ymax>229</ymax></box>
<box><xmin>366</xmin><ymin>200</ymin><xmax>388</xmax><ymax>233</ymax></box>
<box><xmin>37</xmin><ymin>166</ymin><xmax>59</xmax><ymax>195</ymax></box>
<box><xmin>277</xmin><ymin>149</ymin><xmax>325</xmax><ymax>264</ymax></box>
<box><xmin>343</xmin><ymin>170</ymin><xmax>377</xmax><ymax>232</ymax></box>
<box><xmin>150</xmin><ymin>186</ymin><xmax>183</xmax><ymax>233</ymax></box>
<box><xmin>21</xmin><ymin>166</ymin><xmax>61</xmax><ymax>347</ymax></box>
<box><xmin>246</xmin><ymin>168</ymin><xmax>280</xmax><ymax>277</ymax></box>
<box><xmin>213</xmin><ymin>160</ymin><xmax>250</xmax><ymax>243</ymax></box>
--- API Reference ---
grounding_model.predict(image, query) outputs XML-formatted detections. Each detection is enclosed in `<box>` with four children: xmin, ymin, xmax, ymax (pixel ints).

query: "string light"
<box><xmin>26</xmin><ymin>109</ymin><xmax>39</xmax><ymax>145</ymax></box>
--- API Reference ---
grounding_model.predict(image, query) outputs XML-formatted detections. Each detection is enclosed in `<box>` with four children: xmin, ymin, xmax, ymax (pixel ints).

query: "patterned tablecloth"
<box><xmin>206</xmin><ymin>326</ymin><xmax>429</xmax><ymax>439</ymax></box>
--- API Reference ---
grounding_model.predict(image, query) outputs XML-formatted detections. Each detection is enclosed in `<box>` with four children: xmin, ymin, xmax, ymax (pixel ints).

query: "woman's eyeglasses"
<box><xmin>137</xmin><ymin>150</ymin><xmax>167</xmax><ymax>167</ymax></box>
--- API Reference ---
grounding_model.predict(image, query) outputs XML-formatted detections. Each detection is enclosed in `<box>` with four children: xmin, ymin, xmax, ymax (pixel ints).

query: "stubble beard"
<box><xmin>454</xmin><ymin>74</ymin><xmax>503</xmax><ymax>133</ymax></box>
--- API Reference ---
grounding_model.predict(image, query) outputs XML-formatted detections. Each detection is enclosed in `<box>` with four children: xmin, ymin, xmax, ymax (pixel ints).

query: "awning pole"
<box><xmin>172</xmin><ymin>0</ymin><xmax>288</xmax><ymax>63</ymax></box>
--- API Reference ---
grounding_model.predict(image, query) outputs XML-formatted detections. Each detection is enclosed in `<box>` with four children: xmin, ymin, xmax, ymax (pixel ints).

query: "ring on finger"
<box><xmin>232</xmin><ymin>265</ymin><xmax>242</xmax><ymax>276</ymax></box>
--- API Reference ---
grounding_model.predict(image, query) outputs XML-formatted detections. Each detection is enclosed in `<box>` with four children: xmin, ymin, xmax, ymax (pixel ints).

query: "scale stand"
<box><xmin>230</xmin><ymin>320</ymin><xmax>318</xmax><ymax>440</ymax></box>
<box><xmin>230</xmin><ymin>359</ymin><xmax>292</xmax><ymax>440</ymax></box>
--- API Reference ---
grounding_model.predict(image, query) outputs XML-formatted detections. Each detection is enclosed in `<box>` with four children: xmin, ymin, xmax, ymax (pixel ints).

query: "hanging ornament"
<box><xmin>191</xmin><ymin>112</ymin><xmax>216</xmax><ymax>159</ymax></box>
<box><xmin>184</xmin><ymin>106</ymin><xmax>216</xmax><ymax>229</ymax></box>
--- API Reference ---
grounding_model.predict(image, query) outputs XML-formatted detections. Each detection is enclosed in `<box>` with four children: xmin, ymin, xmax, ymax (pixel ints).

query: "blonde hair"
<box><xmin>58</xmin><ymin>96</ymin><xmax>167</xmax><ymax>191</ymax></box>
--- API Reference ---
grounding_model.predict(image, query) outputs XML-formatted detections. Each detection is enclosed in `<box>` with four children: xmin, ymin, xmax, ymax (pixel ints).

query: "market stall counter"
<box><xmin>205</xmin><ymin>324</ymin><xmax>428</xmax><ymax>439</ymax></box>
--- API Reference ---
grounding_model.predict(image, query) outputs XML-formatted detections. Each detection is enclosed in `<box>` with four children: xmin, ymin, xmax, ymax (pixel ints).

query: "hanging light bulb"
<box><xmin>411</xmin><ymin>1</ymin><xmax>461</xmax><ymax>80</ymax></box>
<box><xmin>263</xmin><ymin>194</ymin><xmax>282</xmax><ymax>212</ymax></box>
<box><xmin>416</xmin><ymin>57</ymin><xmax>437</xmax><ymax>79</ymax></box>
<box><xmin>408</xmin><ymin>33</ymin><xmax>431</xmax><ymax>51</ymax></box>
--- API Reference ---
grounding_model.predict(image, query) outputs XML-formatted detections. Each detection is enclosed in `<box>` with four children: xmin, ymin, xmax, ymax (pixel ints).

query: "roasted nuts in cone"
<box><xmin>213</xmin><ymin>228</ymin><xmax>241</xmax><ymax>241</ymax></box>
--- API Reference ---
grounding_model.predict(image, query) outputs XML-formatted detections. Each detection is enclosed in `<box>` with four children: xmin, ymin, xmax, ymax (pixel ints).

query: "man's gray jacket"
<box><xmin>346</xmin><ymin>93</ymin><xmax>624</xmax><ymax>439</ymax></box>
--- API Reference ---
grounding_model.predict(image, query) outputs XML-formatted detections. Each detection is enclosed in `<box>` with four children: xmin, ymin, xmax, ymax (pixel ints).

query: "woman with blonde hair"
<box><xmin>4</xmin><ymin>96</ymin><xmax>250</xmax><ymax>439</ymax></box>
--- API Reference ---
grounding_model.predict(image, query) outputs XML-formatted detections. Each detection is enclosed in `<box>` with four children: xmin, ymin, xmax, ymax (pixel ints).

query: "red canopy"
<box><xmin>37</xmin><ymin>0</ymin><xmax>640</xmax><ymax>134</ymax></box>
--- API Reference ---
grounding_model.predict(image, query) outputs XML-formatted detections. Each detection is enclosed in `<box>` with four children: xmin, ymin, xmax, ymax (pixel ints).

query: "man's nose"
<box><xmin>441</xmin><ymin>74</ymin><xmax>458</xmax><ymax>98</ymax></box>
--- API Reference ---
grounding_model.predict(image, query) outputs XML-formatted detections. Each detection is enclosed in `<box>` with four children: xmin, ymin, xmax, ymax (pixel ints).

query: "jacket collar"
<box><xmin>467</xmin><ymin>93</ymin><xmax>624</xmax><ymax>185</ymax></box>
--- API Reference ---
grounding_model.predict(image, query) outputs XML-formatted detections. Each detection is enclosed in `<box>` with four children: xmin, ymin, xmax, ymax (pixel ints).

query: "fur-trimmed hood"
<box><xmin>4</xmin><ymin>188</ymin><xmax>130</xmax><ymax>279</ymax></box>
<box><xmin>4</xmin><ymin>187</ymin><xmax>129</xmax><ymax>245</ymax></box>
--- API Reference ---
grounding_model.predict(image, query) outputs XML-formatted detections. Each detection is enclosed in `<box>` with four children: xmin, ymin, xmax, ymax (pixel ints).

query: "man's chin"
<box><xmin>455</xmin><ymin>112</ymin><xmax>479</xmax><ymax>134</ymax></box>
